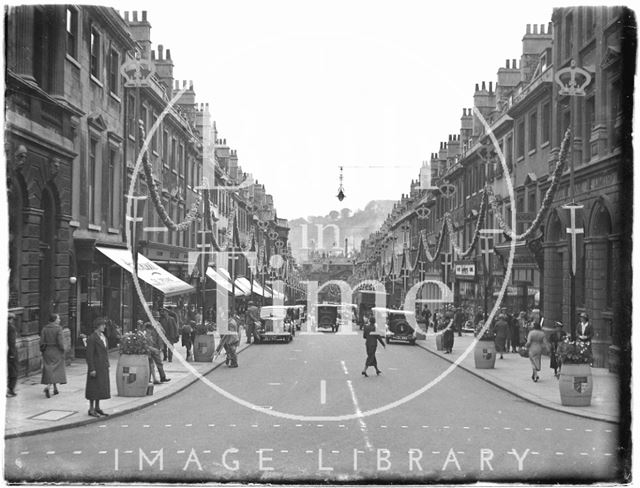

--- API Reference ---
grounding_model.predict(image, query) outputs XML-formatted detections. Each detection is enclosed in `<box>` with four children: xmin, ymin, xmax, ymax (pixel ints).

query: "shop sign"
<box><xmin>455</xmin><ymin>262</ymin><xmax>476</xmax><ymax>278</ymax></box>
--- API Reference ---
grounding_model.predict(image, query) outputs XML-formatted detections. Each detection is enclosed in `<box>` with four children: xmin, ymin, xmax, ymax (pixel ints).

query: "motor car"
<box><xmin>255</xmin><ymin>306</ymin><xmax>294</xmax><ymax>343</ymax></box>
<box><xmin>372</xmin><ymin>307</ymin><xmax>418</xmax><ymax>345</ymax></box>
<box><xmin>317</xmin><ymin>304</ymin><xmax>340</xmax><ymax>332</ymax></box>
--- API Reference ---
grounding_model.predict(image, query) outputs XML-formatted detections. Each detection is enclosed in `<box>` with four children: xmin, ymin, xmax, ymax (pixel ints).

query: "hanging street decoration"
<box><xmin>336</xmin><ymin>166</ymin><xmax>346</xmax><ymax>202</ymax></box>
<box><xmin>415</xmin><ymin>204</ymin><xmax>431</xmax><ymax>219</ymax></box>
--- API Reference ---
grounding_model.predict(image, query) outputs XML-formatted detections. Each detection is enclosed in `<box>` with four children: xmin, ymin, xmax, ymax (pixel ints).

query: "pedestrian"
<box><xmin>493</xmin><ymin>310</ymin><xmax>509</xmax><ymax>359</ymax></box>
<box><xmin>422</xmin><ymin>307</ymin><xmax>431</xmax><ymax>331</ymax></box>
<box><xmin>525</xmin><ymin>320</ymin><xmax>546</xmax><ymax>382</ymax></box>
<box><xmin>245</xmin><ymin>301</ymin><xmax>261</xmax><ymax>344</ymax></box>
<box><xmin>577</xmin><ymin>312</ymin><xmax>593</xmax><ymax>345</ymax></box>
<box><xmin>159</xmin><ymin>308</ymin><xmax>178</xmax><ymax>362</ymax></box>
<box><xmin>361</xmin><ymin>316</ymin><xmax>385</xmax><ymax>377</ymax></box>
<box><xmin>144</xmin><ymin>322</ymin><xmax>171</xmax><ymax>384</ymax></box>
<box><xmin>214</xmin><ymin>314</ymin><xmax>240</xmax><ymax>367</ymax></box>
<box><xmin>442</xmin><ymin>316</ymin><xmax>454</xmax><ymax>353</ymax></box>
<box><xmin>7</xmin><ymin>313</ymin><xmax>18</xmax><ymax>397</ymax></box>
<box><xmin>454</xmin><ymin>307</ymin><xmax>464</xmax><ymax>337</ymax></box>
<box><xmin>181</xmin><ymin>320</ymin><xmax>194</xmax><ymax>360</ymax></box>
<box><xmin>517</xmin><ymin>311</ymin><xmax>529</xmax><ymax>347</ymax></box>
<box><xmin>85</xmin><ymin>317</ymin><xmax>110</xmax><ymax>417</ymax></box>
<box><xmin>549</xmin><ymin>324</ymin><xmax>566</xmax><ymax>378</ymax></box>
<box><xmin>40</xmin><ymin>313</ymin><xmax>67</xmax><ymax>398</ymax></box>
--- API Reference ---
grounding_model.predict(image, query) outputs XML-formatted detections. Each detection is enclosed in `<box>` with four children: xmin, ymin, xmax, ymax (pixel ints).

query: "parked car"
<box><xmin>372</xmin><ymin>307</ymin><xmax>418</xmax><ymax>345</ymax></box>
<box><xmin>255</xmin><ymin>306</ymin><xmax>294</xmax><ymax>343</ymax></box>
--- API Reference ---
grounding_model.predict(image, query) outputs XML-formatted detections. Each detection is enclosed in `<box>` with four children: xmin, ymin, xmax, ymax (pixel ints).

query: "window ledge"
<box><xmin>69</xmin><ymin>220</ymin><xmax>80</xmax><ymax>228</ymax></box>
<box><xmin>90</xmin><ymin>75</ymin><xmax>103</xmax><ymax>88</ymax></box>
<box><xmin>528</xmin><ymin>148</ymin><xmax>537</xmax><ymax>156</ymax></box>
<box><xmin>88</xmin><ymin>223</ymin><xmax>101</xmax><ymax>231</ymax></box>
<box><xmin>109</xmin><ymin>92</ymin><xmax>121</xmax><ymax>104</ymax></box>
<box><xmin>540</xmin><ymin>141</ymin><xmax>550</xmax><ymax>149</ymax></box>
<box><xmin>516</xmin><ymin>155</ymin><xmax>525</xmax><ymax>163</ymax></box>
<box><xmin>128</xmin><ymin>134</ymin><xmax>135</xmax><ymax>142</ymax></box>
<box><xmin>107</xmin><ymin>227</ymin><xmax>119</xmax><ymax>234</ymax></box>
<box><xmin>65</xmin><ymin>54</ymin><xmax>81</xmax><ymax>69</ymax></box>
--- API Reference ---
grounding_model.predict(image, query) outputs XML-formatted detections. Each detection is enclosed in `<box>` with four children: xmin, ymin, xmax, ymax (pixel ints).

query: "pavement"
<box><xmin>417</xmin><ymin>332</ymin><xmax>620</xmax><ymax>424</ymax></box>
<box><xmin>5</xmin><ymin>330</ymin><xmax>620</xmax><ymax>439</ymax></box>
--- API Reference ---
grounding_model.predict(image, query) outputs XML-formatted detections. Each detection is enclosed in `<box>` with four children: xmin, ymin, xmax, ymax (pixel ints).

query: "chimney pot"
<box><xmin>462</xmin><ymin>108</ymin><xmax>466</xmax><ymax>116</ymax></box>
<box><xmin>526</xmin><ymin>24</ymin><xmax>531</xmax><ymax>34</ymax></box>
<box><xmin>151</xmin><ymin>50</ymin><xmax>155</xmax><ymax>60</ymax></box>
<box><xmin>540</xmin><ymin>24</ymin><xmax>545</xmax><ymax>34</ymax></box>
<box><xmin>475</xmin><ymin>83</ymin><xmax>479</xmax><ymax>92</ymax></box>
<box><xmin>124</xmin><ymin>11</ymin><xmax>129</xmax><ymax>21</ymax></box>
<box><xmin>533</xmin><ymin>24</ymin><xmax>538</xmax><ymax>34</ymax></box>
<box><xmin>506</xmin><ymin>59</ymin><xmax>510</xmax><ymax>69</ymax></box>
<box><xmin>513</xmin><ymin>59</ymin><xmax>517</xmax><ymax>69</ymax></box>
<box><xmin>183</xmin><ymin>80</ymin><xmax>187</xmax><ymax>87</ymax></box>
<box><xmin>166</xmin><ymin>49</ymin><xmax>171</xmax><ymax>60</ymax></box>
<box><xmin>158</xmin><ymin>45</ymin><xmax>164</xmax><ymax>60</ymax></box>
<box><xmin>481</xmin><ymin>81</ymin><xmax>486</xmax><ymax>91</ymax></box>
<box><xmin>548</xmin><ymin>22</ymin><xmax>553</xmax><ymax>33</ymax></box>
<box><xmin>489</xmin><ymin>81</ymin><xmax>493</xmax><ymax>93</ymax></box>
<box><xmin>449</xmin><ymin>134</ymin><xmax>452</xmax><ymax>141</ymax></box>
<box><xmin>142</xmin><ymin>11</ymin><xmax>147</xmax><ymax>21</ymax></box>
<box><xmin>133</xmin><ymin>11</ymin><xmax>138</xmax><ymax>22</ymax></box>
<box><xmin>189</xmin><ymin>80</ymin><xmax>193</xmax><ymax>89</ymax></box>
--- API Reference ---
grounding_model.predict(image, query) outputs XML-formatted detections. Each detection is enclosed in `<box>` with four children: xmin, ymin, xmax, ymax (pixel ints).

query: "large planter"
<box><xmin>474</xmin><ymin>340</ymin><xmax>496</xmax><ymax>369</ymax></box>
<box><xmin>559</xmin><ymin>363</ymin><xmax>593</xmax><ymax>406</ymax></box>
<box><xmin>435</xmin><ymin>333</ymin><xmax>444</xmax><ymax>351</ymax></box>
<box><xmin>193</xmin><ymin>334</ymin><xmax>215</xmax><ymax>362</ymax></box>
<box><xmin>116</xmin><ymin>354</ymin><xmax>151</xmax><ymax>397</ymax></box>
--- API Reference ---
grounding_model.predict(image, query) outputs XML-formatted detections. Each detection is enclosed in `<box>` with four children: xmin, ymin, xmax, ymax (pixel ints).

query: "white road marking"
<box><xmin>208</xmin><ymin>424</ymin><xmax>215</xmax><ymax>427</ymax></box>
<box><xmin>229</xmin><ymin>424</ymin><xmax>237</xmax><ymax>427</ymax></box>
<box><xmin>280</xmin><ymin>450</ymin><xmax>289</xmax><ymax>453</ymax></box>
<box><xmin>555</xmin><ymin>452</ymin><xmax>564</xmax><ymax>456</ymax></box>
<box><xmin>422</xmin><ymin>425</ymin><xmax>429</xmax><ymax>429</ymax></box>
<box><xmin>203</xmin><ymin>450</ymin><xmax>211</xmax><ymax>454</ymax></box>
<box><xmin>463</xmin><ymin>426</ymin><xmax>470</xmax><ymax>430</ymax></box>
<box><xmin>73</xmin><ymin>451</ymin><xmax>82</xmax><ymax>455</ymax></box>
<box><xmin>320</xmin><ymin>380</ymin><xmax>327</xmax><ymax>404</ymax></box>
<box><xmin>605</xmin><ymin>429</ymin><xmax>612</xmax><ymax>433</ymax></box>
<box><xmin>121</xmin><ymin>425</ymin><xmax>128</xmax><ymax>428</ymax></box>
<box><xmin>457</xmin><ymin>451</ymin><xmax>465</xmax><ymax>454</ymax></box>
<box><xmin>580</xmin><ymin>453</ymin><xmax>588</xmax><ymax>456</ymax></box>
<box><xmin>273</xmin><ymin>424</ymin><xmax>281</xmax><ymax>428</ymax></box>
<box><xmin>483</xmin><ymin>427</ymin><xmax>490</xmax><ymax>430</ymax></box>
<box><xmin>565</xmin><ymin>428</ymin><xmax>573</xmax><ymax>431</ymax></box>
<box><xmin>388</xmin><ymin>367</ymin><xmax>399</xmax><ymax>371</ymax></box>
<box><xmin>124</xmin><ymin>450</ymin><xmax>133</xmax><ymax>454</ymax></box>
<box><xmin>545</xmin><ymin>427</ymin><xmax>552</xmax><ymax>431</ymax></box>
<box><xmin>332</xmin><ymin>450</ymin><xmax>340</xmax><ymax>454</ymax></box>
<box><xmin>346</xmin><ymin>379</ymin><xmax>373</xmax><ymax>452</ymax></box>
<box><xmin>177</xmin><ymin>450</ymin><xmax>185</xmax><ymax>454</ymax></box>
<box><xmin>184</xmin><ymin>424</ymin><xmax>192</xmax><ymax>427</ymax></box>
<box><xmin>99</xmin><ymin>451</ymin><xmax>107</xmax><ymax>454</ymax></box>
<box><xmin>317</xmin><ymin>424</ymin><xmax>324</xmax><ymax>427</ymax></box>
<box><xmin>46</xmin><ymin>451</ymin><xmax>55</xmax><ymax>455</ymax></box>
<box><xmin>339</xmin><ymin>424</ymin><xmax>346</xmax><ymax>428</ymax></box>
<box><xmin>143</xmin><ymin>425</ymin><xmax>150</xmax><ymax>428</ymax></box>
<box><xmin>165</xmin><ymin>424</ymin><xmax>172</xmax><ymax>427</ymax></box>
<box><xmin>585</xmin><ymin>429</ymin><xmax>593</xmax><ymax>432</ymax></box>
<box><xmin>20</xmin><ymin>451</ymin><xmax>29</xmax><ymax>455</ymax></box>
<box><xmin>604</xmin><ymin>453</ymin><xmax>612</xmax><ymax>456</ymax></box>
<box><xmin>295</xmin><ymin>424</ymin><xmax>302</xmax><ymax>427</ymax></box>
<box><xmin>442</xmin><ymin>426</ymin><xmax>449</xmax><ymax>429</ymax></box>
<box><xmin>504</xmin><ymin>427</ymin><xmax>511</xmax><ymax>430</ymax></box>
<box><xmin>524</xmin><ymin>428</ymin><xmax>532</xmax><ymax>431</ymax></box>
<box><xmin>381</xmin><ymin>425</ymin><xmax>387</xmax><ymax>429</ymax></box>
<box><xmin>305</xmin><ymin>450</ymin><xmax>313</xmax><ymax>454</ymax></box>
<box><xmin>340</xmin><ymin>360</ymin><xmax>349</xmax><ymax>375</ymax></box>
<box><xmin>251</xmin><ymin>424</ymin><xmax>258</xmax><ymax>428</ymax></box>
<box><xmin>532</xmin><ymin>452</ymin><xmax>539</xmax><ymax>455</ymax></box>
<box><xmin>98</xmin><ymin>425</ymin><xmax>106</xmax><ymax>428</ymax></box>
<box><xmin>432</xmin><ymin>451</ymin><xmax>440</xmax><ymax>454</ymax></box>
<box><xmin>268</xmin><ymin>382</ymin><xmax>281</xmax><ymax>386</ymax></box>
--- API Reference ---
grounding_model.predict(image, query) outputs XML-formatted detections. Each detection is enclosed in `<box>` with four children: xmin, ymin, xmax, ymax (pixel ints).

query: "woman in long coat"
<box><xmin>40</xmin><ymin>313</ymin><xmax>67</xmax><ymax>397</ymax></box>
<box><xmin>362</xmin><ymin>317</ymin><xmax>385</xmax><ymax>377</ymax></box>
<box><xmin>525</xmin><ymin>321</ymin><xmax>546</xmax><ymax>382</ymax></box>
<box><xmin>85</xmin><ymin>317</ymin><xmax>110</xmax><ymax>417</ymax></box>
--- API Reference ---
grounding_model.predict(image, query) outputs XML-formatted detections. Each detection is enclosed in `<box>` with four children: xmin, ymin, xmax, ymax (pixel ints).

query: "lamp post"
<box><xmin>555</xmin><ymin>59</ymin><xmax>590</xmax><ymax>341</ymax></box>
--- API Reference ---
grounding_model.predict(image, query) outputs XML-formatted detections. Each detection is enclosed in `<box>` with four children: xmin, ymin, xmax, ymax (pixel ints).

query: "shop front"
<box><xmin>454</xmin><ymin>260</ymin><xmax>480</xmax><ymax>318</ymax></box>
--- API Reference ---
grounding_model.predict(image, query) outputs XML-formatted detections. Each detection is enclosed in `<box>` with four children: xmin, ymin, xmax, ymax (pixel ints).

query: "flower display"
<box><xmin>558</xmin><ymin>338</ymin><xmax>593</xmax><ymax>365</ymax></box>
<box><xmin>194</xmin><ymin>321</ymin><xmax>216</xmax><ymax>336</ymax></box>
<box><xmin>119</xmin><ymin>331</ymin><xmax>149</xmax><ymax>355</ymax></box>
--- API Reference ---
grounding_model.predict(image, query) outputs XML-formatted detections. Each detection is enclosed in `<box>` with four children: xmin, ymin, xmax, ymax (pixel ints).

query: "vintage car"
<box><xmin>372</xmin><ymin>307</ymin><xmax>418</xmax><ymax>345</ymax></box>
<box><xmin>316</xmin><ymin>303</ymin><xmax>355</xmax><ymax>332</ymax></box>
<box><xmin>255</xmin><ymin>306</ymin><xmax>294</xmax><ymax>343</ymax></box>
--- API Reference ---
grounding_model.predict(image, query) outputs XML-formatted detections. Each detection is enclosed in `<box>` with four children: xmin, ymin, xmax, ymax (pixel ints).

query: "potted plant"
<box><xmin>116</xmin><ymin>330</ymin><xmax>151</xmax><ymax>397</ymax></box>
<box><xmin>474</xmin><ymin>326</ymin><xmax>496</xmax><ymax>369</ymax></box>
<box><xmin>558</xmin><ymin>338</ymin><xmax>593</xmax><ymax>406</ymax></box>
<box><xmin>193</xmin><ymin>321</ymin><xmax>216</xmax><ymax>362</ymax></box>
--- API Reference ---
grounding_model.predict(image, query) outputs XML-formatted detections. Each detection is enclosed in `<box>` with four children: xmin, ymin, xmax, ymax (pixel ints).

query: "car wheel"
<box><xmin>385</xmin><ymin>338</ymin><xmax>390</xmax><ymax>344</ymax></box>
<box><xmin>410</xmin><ymin>340</ymin><xmax>416</xmax><ymax>345</ymax></box>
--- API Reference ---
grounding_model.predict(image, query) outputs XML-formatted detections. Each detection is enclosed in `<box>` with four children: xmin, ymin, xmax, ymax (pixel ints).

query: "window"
<box><xmin>89</xmin><ymin>139</ymin><xmax>98</xmax><ymax>222</ymax></box>
<box><xmin>585</xmin><ymin>96</ymin><xmax>595</xmax><ymax>159</ymax></box>
<box><xmin>152</xmin><ymin>114</ymin><xmax>158</xmax><ymax>152</ymax></box>
<box><xmin>162</xmin><ymin>130</ymin><xmax>169</xmax><ymax>163</ymax></box>
<box><xmin>542</xmin><ymin>102</ymin><xmax>551</xmax><ymax>144</ymax></box>
<box><xmin>108</xmin><ymin>48</ymin><xmax>119</xmax><ymax>96</ymax></box>
<box><xmin>609</xmin><ymin>79</ymin><xmax>622</xmax><ymax>149</ymax></box>
<box><xmin>66</xmin><ymin>7</ymin><xmax>78</xmax><ymax>59</ymax></box>
<box><xmin>516</xmin><ymin>121</ymin><xmax>525</xmax><ymax>158</ymax></box>
<box><xmin>561</xmin><ymin>108</ymin><xmax>571</xmax><ymax>141</ymax></box>
<box><xmin>528</xmin><ymin>190</ymin><xmax>536</xmax><ymax>213</ymax></box>
<box><xmin>171</xmin><ymin>138</ymin><xmax>177</xmax><ymax>171</ymax></box>
<box><xmin>565</xmin><ymin>13</ymin><xmax>573</xmax><ymax>60</ymax></box>
<box><xmin>90</xmin><ymin>28</ymin><xmax>101</xmax><ymax>79</ymax></box>
<box><xmin>108</xmin><ymin>148</ymin><xmax>118</xmax><ymax>228</ymax></box>
<box><xmin>585</xmin><ymin>8</ymin><xmax>595</xmax><ymax>40</ymax></box>
<box><xmin>33</xmin><ymin>8</ymin><xmax>53</xmax><ymax>91</ymax></box>
<box><xmin>127</xmin><ymin>94</ymin><xmax>135</xmax><ymax>138</ymax></box>
<box><xmin>505</xmin><ymin>135</ymin><xmax>513</xmax><ymax>171</ymax></box>
<box><xmin>141</xmin><ymin>106</ymin><xmax>148</xmax><ymax>137</ymax></box>
<box><xmin>528</xmin><ymin>111</ymin><xmax>537</xmax><ymax>151</ymax></box>
<box><xmin>179</xmin><ymin>144</ymin><xmax>185</xmax><ymax>176</ymax></box>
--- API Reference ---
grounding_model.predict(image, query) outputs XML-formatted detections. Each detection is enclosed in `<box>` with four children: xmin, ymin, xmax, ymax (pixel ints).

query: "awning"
<box><xmin>96</xmin><ymin>246</ymin><xmax>194</xmax><ymax>297</ymax></box>
<box><xmin>235</xmin><ymin>277</ymin><xmax>253</xmax><ymax>295</ymax></box>
<box><xmin>206</xmin><ymin>267</ymin><xmax>243</xmax><ymax>296</ymax></box>
<box><xmin>216</xmin><ymin>268</ymin><xmax>249</xmax><ymax>297</ymax></box>
<box><xmin>251</xmin><ymin>281</ymin><xmax>271</xmax><ymax>298</ymax></box>
<box><xmin>265</xmin><ymin>285</ymin><xmax>286</xmax><ymax>300</ymax></box>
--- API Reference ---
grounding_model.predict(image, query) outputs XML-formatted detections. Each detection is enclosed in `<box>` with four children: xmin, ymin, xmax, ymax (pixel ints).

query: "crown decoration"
<box><xmin>555</xmin><ymin>60</ymin><xmax>592</xmax><ymax>97</ymax></box>
<box><xmin>415</xmin><ymin>205</ymin><xmax>431</xmax><ymax>219</ymax></box>
<box><xmin>439</xmin><ymin>181</ymin><xmax>457</xmax><ymax>199</ymax></box>
<box><xmin>120</xmin><ymin>52</ymin><xmax>155</xmax><ymax>88</ymax></box>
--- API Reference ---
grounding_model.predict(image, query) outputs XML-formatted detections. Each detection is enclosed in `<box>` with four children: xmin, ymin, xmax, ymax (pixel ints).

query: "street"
<box><xmin>5</xmin><ymin>331</ymin><xmax>620</xmax><ymax>483</ymax></box>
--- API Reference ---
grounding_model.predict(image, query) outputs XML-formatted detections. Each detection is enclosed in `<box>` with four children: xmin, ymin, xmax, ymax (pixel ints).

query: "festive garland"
<box><xmin>140</xmin><ymin>148</ymin><xmax>202</xmax><ymax>232</ymax></box>
<box><xmin>445</xmin><ymin>186</ymin><xmax>487</xmax><ymax>258</ymax></box>
<box><xmin>489</xmin><ymin>128</ymin><xmax>571</xmax><ymax>241</ymax></box>
<box><xmin>202</xmin><ymin>191</ymin><xmax>221</xmax><ymax>252</ymax></box>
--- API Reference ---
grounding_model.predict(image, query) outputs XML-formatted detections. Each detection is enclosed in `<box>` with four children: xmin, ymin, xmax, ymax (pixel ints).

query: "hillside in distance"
<box><xmin>288</xmin><ymin>200</ymin><xmax>395</xmax><ymax>262</ymax></box>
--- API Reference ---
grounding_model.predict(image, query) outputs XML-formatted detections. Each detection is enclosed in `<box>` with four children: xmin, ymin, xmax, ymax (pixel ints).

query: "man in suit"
<box><xmin>159</xmin><ymin>309</ymin><xmax>178</xmax><ymax>362</ymax></box>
